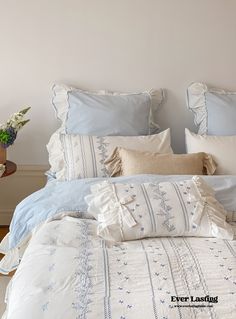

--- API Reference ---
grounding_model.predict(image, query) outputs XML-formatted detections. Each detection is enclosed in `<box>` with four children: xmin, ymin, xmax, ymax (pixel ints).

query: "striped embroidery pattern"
<box><xmin>102</xmin><ymin>240</ymin><xmax>112</xmax><ymax>319</ymax></box>
<box><xmin>153</xmin><ymin>184</ymin><xmax>175</xmax><ymax>232</ymax></box>
<box><xmin>160</xmin><ymin>240</ymin><xmax>183</xmax><ymax>319</ymax></box>
<box><xmin>72</xmin><ymin>221</ymin><xmax>93</xmax><ymax>319</ymax></box>
<box><xmin>79</xmin><ymin>135</ymin><xmax>88</xmax><ymax>178</ymax></box>
<box><xmin>182</xmin><ymin>238</ymin><xmax>216</xmax><ymax>319</ymax></box>
<box><xmin>171</xmin><ymin>183</ymin><xmax>189</xmax><ymax>231</ymax></box>
<box><xmin>168</xmin><ymin>239</ymin><xmax>197</xmax><ymax>319</ymax></box>
<box><xmin>61</xmin><ymin>134</ymin><xmax>70</xmax><ymax>180</ymax></box>
<box><xmin>140</xmin><ymin>184</ymin><xmax>156</xmax><ymax>233</ymax></box>
<box><xmin>68</xmin><ymin>134</ymin><xmax>76</xmax><ymax>180</ymax></box>
<box><xmin>96</xmin><ymin>137</ymin><xmax>109</xmax><ymax>177</ymax></box>
<box><xmin>88</xmin><ymin>136</ymin><xmax>98</xmax><ymax>177</ymax></box>
<box><xmin>141</xmin><ymin>241</ymin><xmax>158</xmax><ymax>319</ymax></box>
<box><xmin>224</xmin><ymin>240</ymin><xmax>236</xmax><ymax>258</ymax></box>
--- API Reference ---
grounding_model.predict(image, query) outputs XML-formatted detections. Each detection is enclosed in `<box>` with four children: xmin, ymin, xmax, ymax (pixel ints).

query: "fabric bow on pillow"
<box><xmin>85</xmin><ymin>176</ymin><xmax>233</xmax><ymax>242</ymax></box>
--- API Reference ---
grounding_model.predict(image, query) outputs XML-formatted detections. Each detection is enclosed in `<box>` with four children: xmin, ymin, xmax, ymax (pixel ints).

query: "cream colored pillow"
<box><xmin>85</xmin><ymin>177</ymin><xmax>233</xmax><ymax>241</ymax></box>
<box><xmin>105</xmin><ymin>147</ymin><xmax>216</xmax><ymax>177</ymax></box>
<box><xmin>185</xmin><ymin>128</ymin><xmax>236</xmax><ymax>175</ymax></box>
<box><xmin>47</xmin><ymin>129</ymin><xmax>173</xmax><ymax>180</ymax></box>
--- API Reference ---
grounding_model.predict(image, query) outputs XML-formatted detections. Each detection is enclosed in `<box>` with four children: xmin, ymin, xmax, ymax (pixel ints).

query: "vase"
<box><xmin>0</xmin><ymin>146</ymin><xmax>6</xmax><ymax>164</ymax></box>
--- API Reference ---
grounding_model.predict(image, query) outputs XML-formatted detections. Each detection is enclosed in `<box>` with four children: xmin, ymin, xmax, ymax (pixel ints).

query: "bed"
<box><xmin>0</xmin><ymin>175</ymin><xmax>236</xmax><ymax>319</ymax></box>
<box><xmin>1</xmin><ymin>83</ymin><xmax>236</xmax><ymax>319</ymax></box>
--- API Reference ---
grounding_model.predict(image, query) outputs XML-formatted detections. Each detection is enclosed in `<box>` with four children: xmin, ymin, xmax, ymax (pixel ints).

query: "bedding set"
<box><xmin>0</xmin><ymin>83</ymin><xmax>236</xmax><ymax>319</ymax></box>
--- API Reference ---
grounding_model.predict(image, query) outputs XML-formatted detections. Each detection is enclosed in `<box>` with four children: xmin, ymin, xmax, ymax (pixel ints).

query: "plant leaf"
<box><xmin>19</xmin><ymin>107</ymin><xmax>31</xmax><ymax>115</ymax></box>
<box><xmin>19</xmin><ymin>119</ymin><xmax>30</xmax><ymax>127</ymax></box>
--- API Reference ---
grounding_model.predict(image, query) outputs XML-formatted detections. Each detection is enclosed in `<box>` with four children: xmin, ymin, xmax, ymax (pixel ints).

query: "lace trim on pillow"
<box><xmin>147</xmin><ymin>88</ymin><xmax>164</xmax><ymax>134</ymax></box>
<box><xmin>187</xmin><ymin>82</ymin><xmax>208</xmax><ymax>135</ymax></box>
<box><xmin>187</xmin><ymin>82</ymin><xmax>236</xmax><ymax>135</ymax></box>
<box><xmin>47</xmin><ymin>131</ymin><xmax>67</xmax><ymax>181</ymax></box>
<box><xmin>52</xmin><ymin>84</ymin><xmax>72</xmax><ymax>133</ymax></box>
<box><xmin>191</xmin><ymin>176</ymin><xmax>233</xmax><ymax>240</ymax></box>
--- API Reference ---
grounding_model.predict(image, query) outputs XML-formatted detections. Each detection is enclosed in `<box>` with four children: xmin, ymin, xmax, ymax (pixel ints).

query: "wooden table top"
<box><xmin>1</xmin><ymin>160</ymin><xmax>17</xmax><ymax>178</ymax></box>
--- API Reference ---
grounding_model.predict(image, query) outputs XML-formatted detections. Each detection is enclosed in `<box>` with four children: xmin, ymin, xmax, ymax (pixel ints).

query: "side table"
<box><xmin>1</xmin><ymin>161</ymin><xmax>17</xmax><ymax>178</ymax></box>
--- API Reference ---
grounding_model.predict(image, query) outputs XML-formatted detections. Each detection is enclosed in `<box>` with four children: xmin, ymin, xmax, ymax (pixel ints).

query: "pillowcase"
<box><xmin>105</xmin><ymin>147</ymin><xmax>216</xmax><ymax>176</ymax></box>
<box><xmin>47</xmin><ymin>129</ymin><xmax>173</xmax><ymax>180</ymax></box>
<box><xmin>185</xmin><ymin>128</ymin><xmax>236</xmax><ymax>175</ymax></box>
<box><xmin>85</xmin><ymin>176</ymin><xmax>233</xmax><ymax>241</ymax></box>
<box><xmin>52</xmin><ymin>84</ymin><xmax>164</xmax><ymax>136</ymax></box>
<box><xmin>187</xmin><ymin>82</ymin><xmax>236</xmax><ymax>135</ymax></box>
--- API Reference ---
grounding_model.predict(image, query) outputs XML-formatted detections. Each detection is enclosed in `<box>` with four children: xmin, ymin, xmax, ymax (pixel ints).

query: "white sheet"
<box><xmin>2</xmin><ymin>217</ymin><xmax>236</xmax><ymax>319</ymax></box>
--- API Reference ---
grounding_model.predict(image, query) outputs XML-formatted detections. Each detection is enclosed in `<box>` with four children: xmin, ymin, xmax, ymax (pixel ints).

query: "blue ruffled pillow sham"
<box><xmin>187</xmin><ymin>82</ymin><xmax>236</xmax><ymax>135</ymax></box>
<box><xmin>52</xmin><ymin>84</ymin><xmax>164</xmax><ymax>136</ymax></box>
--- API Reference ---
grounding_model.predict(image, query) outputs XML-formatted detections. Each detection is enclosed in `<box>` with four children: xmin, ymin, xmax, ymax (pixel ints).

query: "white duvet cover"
<box><xmin>2</xmin><ymin>216</ymin><xmax>236</xmax><ymax>319</ymax></box>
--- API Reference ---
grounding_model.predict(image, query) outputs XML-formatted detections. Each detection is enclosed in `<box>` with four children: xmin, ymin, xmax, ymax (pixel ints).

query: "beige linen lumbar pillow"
<box><xmin>105</xmin><ymin>147</ymin><xmax>216</xmax><ymax>177</ymax></box>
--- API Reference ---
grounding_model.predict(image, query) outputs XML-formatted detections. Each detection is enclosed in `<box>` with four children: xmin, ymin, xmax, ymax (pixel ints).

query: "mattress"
<box><xmin>2</xmin><ymin>216</ymin><xmax>236</xmax><ymax>319</ymax></box>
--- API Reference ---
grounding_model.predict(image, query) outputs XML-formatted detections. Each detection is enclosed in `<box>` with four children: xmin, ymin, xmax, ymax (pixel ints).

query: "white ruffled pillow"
<box><xmin>85</xmin><ymin>176</ymin><xmax>233</xmax><ymax>242</ymax></box>
<box><xmin>47</xmin><ymin>129</ymin><xmax>172</xmax><ymax>180</ymax></box>
<box><xmin>185</xmin><ymin>128</ymin><xmax>236</xmax><ymax>175</ymax></box>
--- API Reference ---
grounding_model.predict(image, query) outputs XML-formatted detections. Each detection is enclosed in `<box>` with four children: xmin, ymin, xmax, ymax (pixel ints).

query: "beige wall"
<box><xmin>0</xmin><ymin>0</ymin><xmax>236</xmax><ymax>222</ymax></box>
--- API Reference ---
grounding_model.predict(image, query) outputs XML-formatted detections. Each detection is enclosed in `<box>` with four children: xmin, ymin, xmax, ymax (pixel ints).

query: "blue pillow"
<box><xmin>187</xmin><ymin>82</ymin><xmax>236</xmax><ymax>135</ymax></box>
<box><xmin>52</xmin><ymin>84</ymin><xmax>163</xmax><ymax>136</ymax></box>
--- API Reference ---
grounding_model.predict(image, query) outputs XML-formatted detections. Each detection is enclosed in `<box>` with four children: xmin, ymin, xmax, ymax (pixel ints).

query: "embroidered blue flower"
<box><xmin>42</xmin><ymin>302</ymin><xmax>49</xmax><ymax>312</ymax></box>
<box><xmin>48</xmin><ymin>263</ymin><xmax>55</xmax><ymax>272</ymax></box>
<box><xmin>49</xmin><ymin>248</ymin><xmax>56</xmax><ymax>256</ymax></box>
